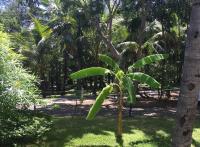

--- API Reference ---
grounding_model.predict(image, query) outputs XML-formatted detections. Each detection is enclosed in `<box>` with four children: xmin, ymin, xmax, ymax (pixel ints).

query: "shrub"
<box><xmin>0</xmin><ymin>111</ymin><xmax>52</xmax><ymax>145</ymax></box>
<box><xmin>0</xmin><ymin>30</ymin><xmax>38</xmax><ymax>114</ymax></box>
<box><xmin>0</xmin><ymin>28</ymin><xmax>51</xmax><ymax>144</ymax></box>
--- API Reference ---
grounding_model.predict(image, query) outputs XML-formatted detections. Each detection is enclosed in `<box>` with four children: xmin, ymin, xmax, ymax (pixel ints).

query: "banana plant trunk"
<box><xmin>172</xmin><ymin>1</ymin><xmax>200</xmax><ymax>146</ymax></box>
<box><xmin>117</xmin><ymin>91</ymin><xmax>123</xmax><ymax>137</ymax></box>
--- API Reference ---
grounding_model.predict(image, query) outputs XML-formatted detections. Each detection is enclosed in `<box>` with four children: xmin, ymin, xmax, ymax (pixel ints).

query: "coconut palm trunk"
<box><xmin>172</xmin><ymin>1</ymin><xmax>200</xmax><ymax>146</ymax></box>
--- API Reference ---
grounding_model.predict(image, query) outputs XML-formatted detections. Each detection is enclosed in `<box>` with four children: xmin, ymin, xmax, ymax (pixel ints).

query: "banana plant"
<box><xmin>70</xmin><ymin>53</ymin><xmax>168</xmax><ymax>137</ymax></box>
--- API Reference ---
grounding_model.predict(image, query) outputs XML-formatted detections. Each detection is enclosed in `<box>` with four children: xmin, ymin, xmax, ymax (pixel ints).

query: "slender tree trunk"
<box><xmin>172</xmin><ymin>1</ymin><xmax>200</xmax><ymax>146</ymax></box>
<box><xmin>138</xmin><ymin>0</ymin><xmax>147</xmax><ymax>47</ymax></box>
<box><xmin>62</xmin><ymin>50</ymin><xmax>68</xmax><ymax>95</ymax></box>
<box><xmin>117</xmin><ymin>91</ymin><xmax>123</xmax><ymax>137</ymax></box>
<box><xmin>108</xmin><ymin>15</ymin><xmax>113</xmax><ymax>42</ymax></box>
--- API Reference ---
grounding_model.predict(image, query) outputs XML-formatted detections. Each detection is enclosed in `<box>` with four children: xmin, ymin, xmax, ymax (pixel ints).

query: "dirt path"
<box><xmin>35</xmin><ymin>96</ymin><xmax>200</xmax><ymax>118</ymax></box>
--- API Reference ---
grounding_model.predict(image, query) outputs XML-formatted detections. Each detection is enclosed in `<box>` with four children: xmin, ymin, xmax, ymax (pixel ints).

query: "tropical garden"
<box><xmin>0</xmin><ymin>0</ymin><xmax>200</xmax><ymax>146</ymax></box>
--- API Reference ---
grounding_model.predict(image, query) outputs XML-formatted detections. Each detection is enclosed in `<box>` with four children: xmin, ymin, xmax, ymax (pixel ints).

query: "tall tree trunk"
<box><xmin>172</xmin><ymin>1</ymin><xmax>200</xmax><ymax>146</ymax></box>
<box><xmin>62</xmin><ymin>50</ymin><xmax>68</xmax><ymax>95</ymax></box>
<box><xmin>138</xmin><ymin>0</ymin><xmax>147</xmax><ymax>47</ymax></box>
<box><xmin>108</xmin><ymin>15</ymin><xmax>113</xmax><ymax>42</ymax></box>
<box><xmin>117</xmin><ymin>91</ymin><xmax>123</xmax><ymax>137</ymax></box>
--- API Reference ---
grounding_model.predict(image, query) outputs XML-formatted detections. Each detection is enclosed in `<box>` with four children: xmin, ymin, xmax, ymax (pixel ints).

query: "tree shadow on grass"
<box><xmin>125</xmin><ymin>117</ymin><xmax>173</xmax><ymax>147</ymax></box>
<box><xmin>17</xmin><ymin>116</ymin><xmax>200</xmax><ymax>147</ymax></box>
<box><xmin>115</xmin><ymin>135</ymin><xmax>124</xmax><ymax>147</ymax></box>
<box><xmin>127</xmin><ymin>117</ymin><xmax>200</xmax><ymax>147</ymax></box>
<box><xmin>129</xmin><ymin>135</ymin><xmax>171</xmax><ymax>147</ymax></box>
<box><xmin>18</xmin><ymin>117</ymin><xmax>171</xmax><ymax>147</ymax></box>
<box><xmin>31</xmin><ymin>117</ymin><xmax>121</xmax><ymax>147</ymax></box>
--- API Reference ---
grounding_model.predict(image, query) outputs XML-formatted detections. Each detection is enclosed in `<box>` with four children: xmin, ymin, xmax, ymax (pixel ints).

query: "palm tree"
<box><xmin>172</xmin><ymin>1</ymin><xmax>200</xmax><ymax>146</ymax></box>
<box><xmin>70</xmin><ymin>53</ymin><xmax>167</xmax><ymax>138</ymax></box>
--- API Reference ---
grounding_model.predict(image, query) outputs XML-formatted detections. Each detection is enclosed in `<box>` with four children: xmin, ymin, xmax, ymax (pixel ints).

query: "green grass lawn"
<box><xmin>22</xmin><ymin>116</ymin><xmax>200</xmax><ymax>147</ymax></box>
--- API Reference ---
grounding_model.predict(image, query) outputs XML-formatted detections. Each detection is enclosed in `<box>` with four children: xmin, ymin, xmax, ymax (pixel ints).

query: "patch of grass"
<box><xmin>52</xmin><ymin>104</ymin><xmax>61</xmax><ymax>110</ymax></box>
<box><xmin>19</xmin><ymin>116</ymin><xmax>200</xmax><ymax>147</ymax></box>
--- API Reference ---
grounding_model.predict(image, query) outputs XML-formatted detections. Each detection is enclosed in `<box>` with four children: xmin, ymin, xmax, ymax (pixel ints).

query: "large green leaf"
<box><xmin>130</xmin><ymin>54</ymin><xmax>168</xmax><ymax>69</ymax></box>
<box><xmin>99</xmin><ymin>54</ymin><xmax>120</xmax><ymax>72</ymax></box>
<box><xmin>127</xmin><ymin>72</ymin><xmax>160</xmax><ymax>89</ymax></box>
<box><xmin>86</xmin><ymin>85</ymin><xmax>113</xmax><ymax>120</ymax></box>
<box><xmin>31</xmin><ymin>16</ymin><xmax>51</xmax><ymax>38</ymax></box>
<box><xmin>70</xmin><ymin>67</ymin><xmax>111</xmax><ymax>80</ymax></box>
<box><xmin>123</xmin><ymin>76</ymin><xmax>136</xmax><ymax>104</ymax></box>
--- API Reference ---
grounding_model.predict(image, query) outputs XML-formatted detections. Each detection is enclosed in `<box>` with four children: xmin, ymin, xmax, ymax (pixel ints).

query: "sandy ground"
<box><xmin>35</xmin><ymin>97</ymin><xmax>200</xmax><ymax>118</ymax></box>
<box><xmin>33</xmin><ymin>90</ymin><xmax>200</xmax><ymax>118</ymax></box>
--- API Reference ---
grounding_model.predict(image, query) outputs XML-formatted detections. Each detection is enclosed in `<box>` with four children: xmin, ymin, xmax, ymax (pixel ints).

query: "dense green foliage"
<box><xmin>0</xmin><ymin>30</ymin><xmax>37</xmax><ymax>114</ymax></box>
<box><xmin>0</xmin><ymin>0</ymin><xmax>197</xmax><ymax>145</ymax></box>
<box><xmin>0</xmin><ymin>29</ymin><xmax>51</xmax><ymax>144</ymax></box>
<box><xmin>0</xmin><ymin>111</ymin><xmax>51</xmax><ymax>145</ymax></box>
<box><xmin>0</xmin><ymin>0</ymin><xmax>189</xmax><ymax>96</ymax></box>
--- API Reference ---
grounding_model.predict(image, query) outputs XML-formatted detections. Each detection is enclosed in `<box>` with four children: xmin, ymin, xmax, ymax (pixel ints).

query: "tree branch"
<box><xmin>95</xmin><ymin>18</ymin><xmax>121</xmax><ymax>60</ymax></box>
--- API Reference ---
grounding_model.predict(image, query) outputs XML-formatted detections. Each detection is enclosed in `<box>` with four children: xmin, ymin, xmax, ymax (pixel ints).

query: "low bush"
<box><xmin>0</xmin><ymin>111</ymin><xmax>52</xmax><ymax>145</ymax></box>
<box><xmin>0</xmin><ymin>27</ymin><xmax>52</xmax><ymax>145</ymax></box>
